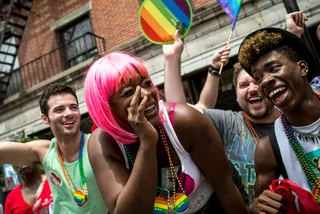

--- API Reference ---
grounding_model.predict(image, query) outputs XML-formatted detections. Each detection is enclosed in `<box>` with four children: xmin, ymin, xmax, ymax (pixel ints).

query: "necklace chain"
<box><xmin>279</xmin><ymin>93</ymin><xmax>320</xmax><ymax>201</ymax></box>
<box><xmin>243</xmin><ymin>113</ymin><xmax>260</xmax><ymax>144</ymax></box>
<box><xmin>57</xmin><ymin>132</ymin><xmax>88</xmax><ymax>196</ymax></box>
<box><xmin>123</xmin><ymin>122</ymin><xmax>185</xmax><ymax>207</ymax></box>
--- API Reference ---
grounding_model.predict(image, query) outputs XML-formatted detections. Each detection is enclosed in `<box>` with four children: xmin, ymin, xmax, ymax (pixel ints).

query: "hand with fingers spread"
<box><xmin>163</xmin><ymin>29</ymin><xmax>184</xmax><ymax>61</ymax></box>
<box><xmin>211</xmin><ymin>46</ymin><xmax>231</xmax><ymax>71</ymax></box>
<box><xmin>249</xmin><ymin>190</ymin><xmax>287</xmax><ymax>214</ymax></box>
<box><xmin>127</xmin><ymin>86</ymin><xmax>158</xmax><ymax>146</ymax></box>
<box><xmin>286</xmin><ymin>11</ymin><xmax>308</xmax><ymax>38</ymax></box>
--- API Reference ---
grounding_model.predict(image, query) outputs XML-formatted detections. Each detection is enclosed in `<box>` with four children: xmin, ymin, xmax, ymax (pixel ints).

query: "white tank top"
<box><xmin>118</xmin><ymin>100</ymin><xmax>214</xmax><ymax>213</ymax></box>
<box><xmin>275</xmin><ymin>117</ymin><xmax>320</xmax><ymax>192</ymax></box>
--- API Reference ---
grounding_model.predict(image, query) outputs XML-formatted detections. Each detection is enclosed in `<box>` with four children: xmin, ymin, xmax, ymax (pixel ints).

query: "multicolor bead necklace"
<box><xmin>243</xmin><ymin>113</ymin><xmax>260</xmax><ymax>144</ymax></box>
<box><xmin>124</xmin><ymin>123</ymin><xmax>190</xmax><ymax>213</ymax></box>
<box><xmin>279</xmin><ymin>93</ymin><xmax>320</xmax><ymax>203</ymax></box>
<box><xmin>57</xmin><ymin>132</ymin><xmax>88</xmax><ymax>206</ymax></box>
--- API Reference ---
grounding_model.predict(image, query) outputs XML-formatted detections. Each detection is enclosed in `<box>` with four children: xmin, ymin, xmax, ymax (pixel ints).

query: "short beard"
<box><xmin>245</xmin><ymin>108</ymin><xmax>269</xmax><ymax>120</ymax></box>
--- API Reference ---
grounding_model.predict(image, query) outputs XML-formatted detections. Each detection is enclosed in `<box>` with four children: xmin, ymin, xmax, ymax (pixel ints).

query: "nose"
<box><xmin>140</xmin><ymin>87</ymin><xmax>151</xmax><ymax>100</ymax></box>
<box><xmin>248</xmin><ymin>82</ymin><xmax>259</xmax><ymax>93</ymax></box>
<box><xmin>64</xmin><ymin>107</ymin><xmax>74</xmax><ymax>118</ymax></box>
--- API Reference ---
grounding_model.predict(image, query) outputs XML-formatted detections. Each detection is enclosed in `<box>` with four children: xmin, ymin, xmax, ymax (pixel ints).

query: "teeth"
<box><xmin>269</xmin><ymin>87</ymin><xmax>286</xmax><ymax>98</ymax></box>
<box><xmin>145</xmin><ymin>104</ymin><xmax>155</xmax><ymax>112</ymax></box>
<box><xmin>249</xmin><ymin>97</ymin><xmax>262</xmax><ymax>102</ymax></box>
<box><xmin>63</xmin><ymin>121</ymin><xmax>74</xmax><ymax>125</ymax></box>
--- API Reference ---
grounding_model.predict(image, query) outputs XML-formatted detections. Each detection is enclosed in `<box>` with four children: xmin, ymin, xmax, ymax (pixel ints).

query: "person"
<box><xmin>84</xmin><ymin>51</ymin><xmax>249</xmax><ymax>214</ymax></box>
<box><xmin>238</xmin><ymin>27</ymin><xmax>320</xmax><ymax>213</ymax></box>
<box><xmin>4</xmin><ymin>163</ymin><xmax>52</xmax><ymax>214</ymax></box>
<box><xmin>0</xmin><ymin>83</ymin><xmax>107</xmax><ymax>213</ymax></box>
<box><xmin>163</xmin><ymin>32</ymin><xmax>279</xmax><ymax>203</ymax></box>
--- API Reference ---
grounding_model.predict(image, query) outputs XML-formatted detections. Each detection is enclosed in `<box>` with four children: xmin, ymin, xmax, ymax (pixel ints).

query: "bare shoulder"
<box><xmin>88</xmin><ymin>128</ymin><xmax>125</xmax><ymax>165</ymax></box>
<box><xmin>166</xmin><ymin>102</ymin><xmax>219</xmax><ymax>150</ymax></box>
<box><xmin>169</xmin><ymin>102</ymin><xmax>207</xmax><ymax>124</ymax></box>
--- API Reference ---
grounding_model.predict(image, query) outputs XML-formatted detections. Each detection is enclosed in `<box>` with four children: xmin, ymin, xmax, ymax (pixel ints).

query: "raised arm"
<box><xmin>88</xmin><ymin>87</ymin><xmax>159</xmax><ymax>214</ymax></box>
<box><xmin>174</xmin><ymin>104</ymin><xmax>248</xmax><ymax>213</ymax></box>
<box><xmin>163</xmin><ymin>30</ymin><xmax>186</xmax><ymax>103</ymax></box>
<box><xmin>0</xmin><ymin>140</ymin><xmax>50</xmax><ymax>166</ymax></box>
<box><xmin>285</xmin><ymin>11</ymin><xmax>308</xmax><ymax>38</ymax></box>
<box><xmin>249</xmin><ymin>137</ymin><xmax>287</xmax><ymax>214</ymax></box>
<box><xmin>196</xmin><ymin>46</ymin><xmax>230</xmax><ymax>109</ymax></box>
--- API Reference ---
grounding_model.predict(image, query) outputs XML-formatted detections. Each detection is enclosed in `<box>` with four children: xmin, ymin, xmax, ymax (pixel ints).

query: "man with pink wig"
<box><xmin>84</xmin><ymin>51</ymin><xmax>249</xmax><ymax>214</ymax></box>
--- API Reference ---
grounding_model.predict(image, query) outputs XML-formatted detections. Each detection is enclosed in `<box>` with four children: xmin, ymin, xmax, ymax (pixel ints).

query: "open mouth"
<box><xmin>268</xmin><ymin>86</ymin><xmax>287</xmax><ymax>105</ymax></box>
<box><xmin>248</xmin><ymin>96</ymin><xmax>263</xmax><ymax>104</ymax></box>
<box><xmin>144</xmin><ymin>104</ymin><xmax>156</xmax><ymax>115</ymax></box>
<box><xmin>62</xmin><ymin>121</ymin><xmax>75</xmax><ymax>127</ymax></box>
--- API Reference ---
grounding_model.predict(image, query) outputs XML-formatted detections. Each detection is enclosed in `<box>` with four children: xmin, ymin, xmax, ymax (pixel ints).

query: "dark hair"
<box><xmin>233</xmin><ymin>62</ymin><xmax>244</xmax><ymax>88</ymax></box>
<box><xmin>238</xmin><ymin>28</ymin><xmax>314</xmax><ymax>76</ymax></box>
<box><xmin>39</xmin><ymin>83</ymin><xmax>78</xmax><ymax>117</ymax></box>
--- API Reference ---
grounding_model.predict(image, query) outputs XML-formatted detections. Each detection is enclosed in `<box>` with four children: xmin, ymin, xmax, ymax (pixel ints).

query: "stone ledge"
<box><xmin>0</xmin><ymin>57</ymin><xmax>93</xmax><ymax>114</ymax></box>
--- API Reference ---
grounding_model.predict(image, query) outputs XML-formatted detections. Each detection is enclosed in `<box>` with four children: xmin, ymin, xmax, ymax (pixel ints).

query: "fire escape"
<box><xmin>0</xmin><ymin>0</ymin><xmax>32</xmax><ymax>103</ymax></box>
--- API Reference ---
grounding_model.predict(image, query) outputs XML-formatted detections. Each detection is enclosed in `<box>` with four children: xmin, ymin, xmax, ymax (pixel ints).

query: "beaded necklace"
<box><xmin>279</xmin><ymin>93</ymin><xmax>320</xmax><ymax>203</ymax></box>
<box><xmin>57</xmin><ymin>132</ymin><xmax>88</xmax><ymax>206</ymax></box>
<box><xmin>123</xmin><ymin>123</ymin><xmax>190</xmax><ymax>213</ymax></box>
<box><xmin>243</xmin><ymin>113</ymin><xmax>260</xmax><ymax>144</ymax></box>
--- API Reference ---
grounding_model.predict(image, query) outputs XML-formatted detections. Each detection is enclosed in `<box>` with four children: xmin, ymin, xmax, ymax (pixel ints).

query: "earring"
<box><xmin>302</xmin><ymin>69</ymin><xmax>308</xmax><ymax>76</ymax></box>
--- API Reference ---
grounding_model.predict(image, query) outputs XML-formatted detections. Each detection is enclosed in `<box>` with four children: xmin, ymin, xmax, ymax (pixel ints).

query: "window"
<box><xmin>59</xmin><ymin>16</ymin><xmax>97</xmax><ymax>68</ymax></box>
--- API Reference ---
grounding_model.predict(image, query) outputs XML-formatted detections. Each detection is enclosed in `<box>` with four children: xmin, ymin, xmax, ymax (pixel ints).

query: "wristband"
<box><xmin>208</xmin><ymin>64</ymin><xmax>220</xmax><ymax>77</ymax></box>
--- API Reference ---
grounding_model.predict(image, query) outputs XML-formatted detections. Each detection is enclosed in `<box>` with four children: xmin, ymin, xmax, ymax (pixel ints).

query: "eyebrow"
<box><xmin>253</xmin><ymin>59</ymin><xmax>279</xmax><ymax>74</ymax></box>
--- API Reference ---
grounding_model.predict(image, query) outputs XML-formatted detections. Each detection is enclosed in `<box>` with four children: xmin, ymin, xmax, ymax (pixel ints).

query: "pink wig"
<box><xmin>84</xmin><ymin>51</ymin><xmax>159</xmax><ymax>144</ymax></box>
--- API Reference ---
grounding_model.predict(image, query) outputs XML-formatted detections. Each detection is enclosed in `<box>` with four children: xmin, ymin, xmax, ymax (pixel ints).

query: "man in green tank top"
<box><xmin>0</xmin><ymin>83</ymin><xmax>107</xmax><ymax>213</ymax></box>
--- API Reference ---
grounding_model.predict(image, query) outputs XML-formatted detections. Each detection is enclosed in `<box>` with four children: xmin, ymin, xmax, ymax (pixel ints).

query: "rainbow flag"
<box><xmin>139</xmin><ymin>0</ymin><xmax>193</xmax><ymax>44</ymax></box>
<box><xmin>217</xmin><ymin>0</ymin><xmax>242</xmax><ymax>30</ymax></box>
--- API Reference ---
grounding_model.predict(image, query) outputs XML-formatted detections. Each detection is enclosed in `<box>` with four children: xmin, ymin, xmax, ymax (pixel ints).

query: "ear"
<box><xmin>41</xmin><ymin>114</ymin><xmax>50</xmax><ymax>125</ymax></box>
<box><xmin>297</xmin><ymin>60</ymin><xmax>309</xmax><ymax>77</ymax></box>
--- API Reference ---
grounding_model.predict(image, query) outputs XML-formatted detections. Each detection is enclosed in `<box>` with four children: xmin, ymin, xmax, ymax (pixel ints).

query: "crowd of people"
<box><xmin>0</xmin><ymin>10</ymin><xmax>319</xmax><ymax>214</ymax></box>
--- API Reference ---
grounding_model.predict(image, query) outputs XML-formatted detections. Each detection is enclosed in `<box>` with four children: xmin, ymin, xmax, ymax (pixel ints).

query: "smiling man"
<box><xmin>238</xmin><ymin>27</ymin><xmax>320</xmax><ymax>213</ymax></box>
<box><xmin>0</xmin><ymin>83</ymin><xmax>107</xmax><ymax>213</ymax></box>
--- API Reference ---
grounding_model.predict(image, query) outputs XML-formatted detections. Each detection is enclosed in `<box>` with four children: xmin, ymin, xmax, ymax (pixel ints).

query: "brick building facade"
<box><xmin>0</xmin><ymin>0</ymin><xmax>319</xmax><ymax>141</ymax></box>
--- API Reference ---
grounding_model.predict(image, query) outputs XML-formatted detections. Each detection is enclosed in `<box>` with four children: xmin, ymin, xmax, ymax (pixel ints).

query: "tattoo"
<box><xmin>199</xmin><ymin>125</ymin><xmax>213</xmax><ymax>144</ymax></box>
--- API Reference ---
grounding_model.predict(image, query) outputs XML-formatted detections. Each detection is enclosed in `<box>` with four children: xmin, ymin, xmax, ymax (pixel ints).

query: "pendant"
<box><xmin>73</xmin><ymin>190</ymin><xmax>88</xmax><ymax>206</ymax></box>
<box><xmin>153</xmin><ymin>197</ymin><xmax>169</xmax><ymax>214</ymax></box>
<box><xmin>169</xmin><ymin>193</ymin><xmax>190</xmax><ymax>213</ymax></box>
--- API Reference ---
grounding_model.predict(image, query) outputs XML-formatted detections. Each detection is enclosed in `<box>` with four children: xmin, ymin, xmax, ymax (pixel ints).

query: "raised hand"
<box><xmin>163</xmin><ymin>30</ymin><xmax>184</xmax><ymax>61</ymax></box>
<box><xmin>211</xmin><ymin>46</ymin><xmax>231</xmax><ymax>70</ymax></box>
<box><xmin>127</xmin><ymin>86</ymin><xmax>158</xmax><ymax>145</ymax></box>
<box><xmin>286</xmin><ymin>11</ymin><xmax>308</xmax><ymax>38</ymax></box>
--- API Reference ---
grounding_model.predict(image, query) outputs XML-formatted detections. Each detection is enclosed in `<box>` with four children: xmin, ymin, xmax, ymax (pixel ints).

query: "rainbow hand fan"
<box><xmin>138</xmin><ymin>0</ymin><xmax>193</xmax><ymax>45</ymax></box>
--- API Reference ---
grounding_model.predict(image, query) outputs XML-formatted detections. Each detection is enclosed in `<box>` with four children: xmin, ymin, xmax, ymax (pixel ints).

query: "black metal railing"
<box><xmin>3</xmin><ymin>32</ymin><xmax>106</xmax><ymax>97</ymax></box>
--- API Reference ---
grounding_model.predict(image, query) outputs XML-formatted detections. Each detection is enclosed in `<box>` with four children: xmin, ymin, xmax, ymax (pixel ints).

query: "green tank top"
<box><xmin>43</xmin><ymin>134</ymin><xmax>107</xmax><ymax>213</ymax></box>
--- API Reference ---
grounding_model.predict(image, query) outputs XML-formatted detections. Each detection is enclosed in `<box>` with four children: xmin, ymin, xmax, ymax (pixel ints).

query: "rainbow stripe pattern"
<box><xmin>73</xmin><ymin>190</ymin><xmax>87</xmax><ymax>205</ymax></box>
<box><xmin>170</xmin><ymin>193</ymin><xmax>190</xmax><ymax>213</ymax></box>
<box><xmin>217</xmin><ymin>0</ymin><xmax>242</xmax><ymax>29</ymax></box>
<box><xmin>139</xmin><ymin>0</ymin><xmax>193</xmax><ymax>44</ymax></box>
<box><xmin>153</xmin><ymin>197</ymin><xmax>168</xmax><ymax>214</ymax></box>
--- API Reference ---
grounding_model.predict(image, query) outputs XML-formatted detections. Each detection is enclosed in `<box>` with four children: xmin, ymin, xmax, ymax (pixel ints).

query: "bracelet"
<box><xmin>208</xmin><ymin>64</ymin><xmax>220</xmax><ymax>77</ymax></box>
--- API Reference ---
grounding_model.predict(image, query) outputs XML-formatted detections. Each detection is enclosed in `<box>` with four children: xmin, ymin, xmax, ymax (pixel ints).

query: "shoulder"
<box><xmin>7</xmin><ymin>184</ymin><xmax>21</xmax><ymax>197</ymax></box>
<box><xmin>203</xmin><ymin>108</ymin><xmax>242</xmax><ymax>120</ymax></box>
<box><xmin>88</xmin><ymin>128</ymin><xmax>125</xmax><ymax>165</ymax></box>
<box><xmin>28</xmin><ymin>140</ymin><xmax>51</xmax><ymax>162</ymax></box>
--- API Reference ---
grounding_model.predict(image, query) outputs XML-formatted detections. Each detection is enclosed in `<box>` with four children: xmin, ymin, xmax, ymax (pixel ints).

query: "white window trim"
<box><xmin>50</xmin><ymin>2</ymin><xmax>92</xmax><ymax>31</ymax></box>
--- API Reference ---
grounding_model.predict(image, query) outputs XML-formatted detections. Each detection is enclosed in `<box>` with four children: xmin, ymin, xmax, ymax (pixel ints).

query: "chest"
<box><xmin>22</xmin><ymin>183</ymin><xmax>44</xmax><ymax>206</ymax></box>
